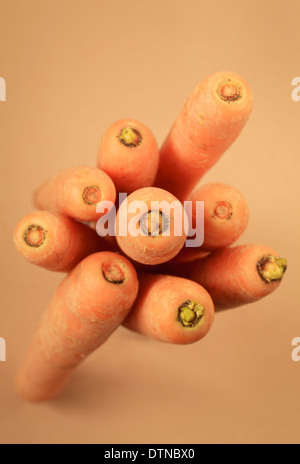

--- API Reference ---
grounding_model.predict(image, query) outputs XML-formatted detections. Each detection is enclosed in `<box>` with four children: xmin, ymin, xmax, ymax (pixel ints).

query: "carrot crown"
<box><xmin>139</xmin><ymin>210</ymin><xmax>169</xmax><ymax>237</ymax></box>
<box><xmin>178</xmin><ymin>300</ymin><xmax>204</xmax><ymax>328</ymax></box>
<box><xmin>102</xmin><ymin>260</ymin><xmax>126</xmax><ymax>285</ymax></box>
<box><xmin>257</xmin><ymin>255</ymin><xmax>287</xmax><ymax>283</ymax></box>
<box><xmin>216</xmin><ymin>78</ymin><xmax>241</xmax><ymax>103</ymax></box>
<box><xmin>24</xmin><ymin>225</ymin><xmax>46</xmax><ymax>248</ymax></box>
<box><xmin>82</xmin><ymin>185</ymin><xmax>102</xmax><ymax>205</ymax></box>
<box><xmin>119</xmin><ymin>126</ymin><xmax>142</xmax><ymax>148</ymax></box>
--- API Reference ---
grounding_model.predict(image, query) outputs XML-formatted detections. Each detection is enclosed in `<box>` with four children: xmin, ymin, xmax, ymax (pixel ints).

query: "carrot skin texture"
<box><xmin>189</xmin><ymin>182</ymin><xmax>249</xmax><ymax>251</ymax></box>
<box><xmin>116</xmin><ymin>187</ymin><xmax>187</xmax><ymax>265</ymax></box>
<box><xmin>188</xmin><ymin>245</ymin><xmax>287</xmax><ymax>310</ymax></box>
<box><xmin>124</xmin><ymin>274</ymin><xmax>214</xmax><ymax>344</ymax></box>
<box><xmin>155</xmin><ymin>71</ymin><xmax>253</xmax><ymax>201</ymax></box>
<box><xmin>167</xmin><ymin>183</ymin><xmax>248</xmax><ymax>263</ymax></box>
<box><xmin>158</xmin><ymin>183</ymin><xmax>248</xmax><ymax>263</ymax></box>
<box><xmin>34</xmin><ymin>166</ymin><xmax>116</xmax><ymax>222</ymax></box>
<box><xmin>97</xmin><ymin>119</ymin><xmax>160</xmax><ymax>194</ymax></box>
<box><xmin>162</xmin><ymin>248</ymin><xmax>210</xmax><ymax>265</ymax></box>
<box><xmin>16</xmin><ymin>252</ymin><xmax>139</xmax><ymax>401</ymax></box>
<box><xmin>13</xmin><ymin>211</ymin><xmax>111</xmax><ymax>272</ymax></box>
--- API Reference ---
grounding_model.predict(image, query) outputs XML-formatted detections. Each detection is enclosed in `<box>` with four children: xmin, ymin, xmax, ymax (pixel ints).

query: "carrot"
<box><xmin>16</xmin><ymin>252</ymin><xmax>139</xmax><ymax>401</ymax></box>
<box><xmin>116</xmin><ymin>187</ymin><xmax>187</xmax><ymax>265</ymax></box>
<box><xmin>84</xmin><ymin>220</ymin><xmax>119</xmax><ymax>250</ymax></box>
<box><xmin>97</xmin><ymin>119</ymin><xmax>160</xmax><ymax>194</ymax></box>
<box><xmin>189</xmin><ymin>182</ymin><xmax>249</xmax><ymax>251</ymax></box>
<box><xmin>13</xmin><ymin>211</ymin><xmax>111</xmax><ymax>272</ymax></box>
<box><xmin>155</xmin><ymin>71</ymin><xmax>253</xmax><ymax>201</ymax></box>
<box><xmin>34</xmin><ymin>166</ymin><xmax>116</xmax><ymax>222</ymax></box>
<box><xmin>123</xmin><ymin>274</ymin><xmax>214</xmax><ymax>344</ymax></box>
<box><xmin>165</xmin><ymin>248</ymin><xmax>210</xmax><ymax>265</ymax></box>
<box><xmin>150</xmin><ymin>182</ymin><xmax>248</xmax><ymax>264</ymax></box>
<box><xmin>188</xmin><ymin>245</ymin><xmax>287</xmax><ymax>310</ymax></box>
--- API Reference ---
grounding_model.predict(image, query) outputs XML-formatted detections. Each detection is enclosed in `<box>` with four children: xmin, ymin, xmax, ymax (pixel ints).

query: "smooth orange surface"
<box><xmin>1</xmin><ymin>0</ymin><xmax>299</xmax><ymax>444</ymax></box>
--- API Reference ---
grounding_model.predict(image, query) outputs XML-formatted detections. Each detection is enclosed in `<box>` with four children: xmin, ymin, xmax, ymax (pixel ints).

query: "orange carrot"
<box><xmin>84</xmin><ymin>220</ymin><xmax>119</xmax><ymax>250</ymax></box>
<box><xmin>143</xmin><ymin>183</ymin><xmax>248</xmax><ymax>265</ymax></box>
<box><xmin>166</xmin><ymin>183</ymin><xmax>248</xmax><ymax>264</ymax></box>
<box><xmin>123</xmin><ymin>274</ymin><xmax>214</xmax><ymax>344</ymax></box>
<box><xmin>188</xmin><ymin>245</ymin><xmax>287</xmax><ymax>310</ymax></box>
<box><xmin>34</xmin><ymin>166</ymin><xmax>116</xmax><ymax>222</ymax></box>
<box><xmin>164</xmin><ymin>248</ymin><xmax>210</xmax><ymax>265</ymax></box>
<box><xmin>16</xmin><ymin>252</ymin><xmax>139</xmax><ymax>401</ymax></box>
<box><xmin>189</xmin><ymin>182</ymin><xmax>249</xmax><ymax>251</ymax></box>
<box><xmin>116</xmin><ymin>187</ymin><xmax>187</xmax><ymax>265</ymax></box>
<box><xmin>13</xmin><ymin>211</ymin><xmax>111</xmax><ymax>272</ymax></box>
<box><xmin>97</xmin><ymin>119</ymin><xmax>160</xmax><ymax>194</ymax></box>
<box><xmin>155</xmin><ymin>71</ymin><xmax>253</xmax><ymax>200</ymax></box>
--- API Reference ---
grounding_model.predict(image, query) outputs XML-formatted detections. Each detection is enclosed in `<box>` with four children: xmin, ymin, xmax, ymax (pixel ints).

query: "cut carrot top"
<box><xmin>14</xmin><ymin>211</ymin><xmax>110</xmax><ymax>272</ymax></box>
<box><xmin>155</xmin><ymin>71</ymin><xmax>253</xmax><ymax>201</ymax></box>
<box><xmin>116</xmin><ymin>187</ymin><xmax>187</xmax><ymax>265</ymax></box>
<box><xmin>34</xmin><ymin>166</ymin><xmax>116</xmax><ymax>222</ymax></box>
<box><xmin>97</xmin><ymin>119</ymin><xmax>160</xmax><ymax>194</ymax></box>
<box><xmin>188</xmin><ymin>245</ymin><xmax>287</xmax><ymax>310</ymax></box>
<box><xmin>16</xmin><ymin>252</ymin><xmax>139</xmax><ymax>402</ymax></box>
<box><xmin>124</xmin><ymin>274</ymin><xmax>214</xmax><ymax>344</ymax></box>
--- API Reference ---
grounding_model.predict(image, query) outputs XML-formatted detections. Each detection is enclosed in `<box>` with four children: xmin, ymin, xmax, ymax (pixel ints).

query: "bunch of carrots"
<box><xmin>14</xmin><ymin>71</ymin><xmax>288</xmax><ymax>402</ymax></box>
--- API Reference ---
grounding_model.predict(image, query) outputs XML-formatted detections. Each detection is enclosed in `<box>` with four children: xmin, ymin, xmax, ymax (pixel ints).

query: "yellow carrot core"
<box><xmin>217</xmin><ymin>79</ymin><xmax>241</xmax><ymax>102</ymax></box>
<box><xmin>178</xmin><ymin>300</ymin><xmax>204</xmax><ymax>328</ymax></box>
<box><xmin>212</xmin><ymin>201</ymin><xmax>233</xmax><ymax>220</ymax></box>
<box><xmin>139</xmin><ymin>210</ymin><xmax>168</xmax><ymax>237</ymax></box>
<box><xmin>102</xmin><ymin>261</ymin><xmax>126</xmax><ymax>284</ymax></box>
<box><xmin>24</xmin><ymin>225</ymin><xmax>46</xmax><ymax>248</ymax></box>
<box><xmin>119</xmin><ymin>126</ymin><xmax>142</xmax><ymax>147</ymax></box>
<box><xmin>257</xmin><ymin>255</ymin><xmax>287</xmax><ymax>283</ymax></box>
<box><xmin>83</xmin><ymin>185</ymin><xmax>102</xmax><ymax>205</ymax></box>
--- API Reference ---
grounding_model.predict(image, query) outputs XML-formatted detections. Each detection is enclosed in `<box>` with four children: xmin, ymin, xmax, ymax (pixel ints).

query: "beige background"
<box><xmin>0</xmin><ymin>0</ymin><xmax>299</xmax><ymax>444</ymax></box>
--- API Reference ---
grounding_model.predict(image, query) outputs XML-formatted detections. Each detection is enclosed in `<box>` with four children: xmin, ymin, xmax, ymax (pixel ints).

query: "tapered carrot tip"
<box><xmin>257</xmin><ymin>256</ymin><xmax>287</xmax><ymax>283</ymax></box>
<box><xmin>24</xmin><ymin>225</ymin><xmax>46</xmax><ymax>247</ymax></box>
<box><xmin>178</xmin><ymin>301</ymin><xmax>204</xmax><ymax>328</ymax></box>
<box><xmin>119</xmin><ymin>126</ymin><xmax>142</xmax><ymax>147</ymax></box>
